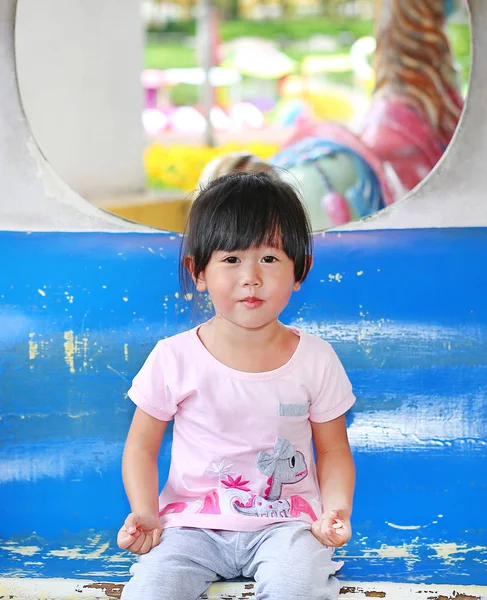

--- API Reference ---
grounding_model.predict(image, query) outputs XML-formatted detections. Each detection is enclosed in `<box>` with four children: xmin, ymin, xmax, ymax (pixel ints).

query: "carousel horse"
<box><xmin>198</xmin><ymin>0</ymin><xmax>465</xmax><ymax>231</ymax></box>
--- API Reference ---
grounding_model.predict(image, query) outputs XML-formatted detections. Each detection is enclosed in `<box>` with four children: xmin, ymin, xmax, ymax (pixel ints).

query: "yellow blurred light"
<box><xmin>144</xmin><ymin>142</ymin><xmax>279</xmax><ymax>193</ymax></box>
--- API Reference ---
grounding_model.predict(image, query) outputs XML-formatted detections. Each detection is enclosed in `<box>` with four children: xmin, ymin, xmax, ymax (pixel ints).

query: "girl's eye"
<box><xmin>262</xmin><ymin>256</ymin><xmax>277</xmax><ymax>263</ymax></box>
<box><xmin>224</xmin><ymin>256</ymin><xmax>240</xmax><ymax>264</ymax></box>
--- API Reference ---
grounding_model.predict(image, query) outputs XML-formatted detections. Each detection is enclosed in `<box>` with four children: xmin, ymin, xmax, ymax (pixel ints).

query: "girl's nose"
<box><xmin>242</xmin><ymin>265</ymin><xmax>262</xmax><ymax>287</ymax></box>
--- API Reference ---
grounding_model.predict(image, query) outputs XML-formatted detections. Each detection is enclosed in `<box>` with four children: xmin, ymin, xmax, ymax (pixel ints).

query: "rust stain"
<box><xmin>427</xmin><ymin>595</ymin><xmax>481</xmax><ymax>600</ymax></box>
<box><xmin>83</xmin><ymin>582</ymin><xmax>123</xmax><ymax>598</ymax></box>
<box><xmin>339</xmin><ymin>588</ymin><xmax>387</xmax><ymax>598</ymax></box>
<box><xmin>340</xmin><ymin>587</ymin><xmax>358</xmax><ymax>594</ymax></box>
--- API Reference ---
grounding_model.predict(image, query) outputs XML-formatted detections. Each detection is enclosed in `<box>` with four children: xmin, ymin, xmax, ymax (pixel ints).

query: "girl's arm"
<box><xmin>118</xmin><ymin>407</ymin><xmax>168</xmax><ymax>554</ymax></box>
<box><xmin>122</xmin><ymin>407</ymin><xmax>168</xmax><ymax>515</ymax></box>
<box><xmin>311</xmin><ymin>414</ymin><xmax>355</xmax><ymax>546</ymax></box>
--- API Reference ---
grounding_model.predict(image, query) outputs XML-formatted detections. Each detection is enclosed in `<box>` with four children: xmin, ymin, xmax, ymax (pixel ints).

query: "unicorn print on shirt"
<box><xmin>231</xmin><ymin>438</ymin><xmax>316</xmax><ymax>519</ymax></box>
<box><xmin>160</xmin><ymin>438</ymin><xmax>318</xmax><ymax>521</ymax></box>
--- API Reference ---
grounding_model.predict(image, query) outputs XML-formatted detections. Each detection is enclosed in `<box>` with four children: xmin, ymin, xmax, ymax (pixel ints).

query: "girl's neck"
<box><xmin>197</xmin><ymin>318</ymin><xmax>299</xmax><ymax>373</ymax></box>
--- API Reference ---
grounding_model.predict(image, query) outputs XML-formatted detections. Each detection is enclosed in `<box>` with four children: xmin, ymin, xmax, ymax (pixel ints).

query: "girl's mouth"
<box><xmin>241</xmin><ymin>297</ymin><xmax>263</xmax><ymax>309</ymax></box>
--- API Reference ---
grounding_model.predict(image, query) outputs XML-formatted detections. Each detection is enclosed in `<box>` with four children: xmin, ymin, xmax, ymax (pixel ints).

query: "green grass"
<box><xmin>147</xmin><ymin>15</ymin><xmax>469</xmax><ymax>46</ymax></box>
<box><xmin>147</xmin><ymin>16</ymin><xmax>375</xmax><ymax>41</ymax></box>
<box><xmin>143</xmin><ymin>18</ymin><xmax>471</xmax><ymax>105</ymax></box>
<box><xmin>218</xmin><ymin>16</ymin><xmax>373</xmax><ymax>41</ymax></box>
<box><xmin>145</xmin><ymin>43</ymin><xmax>196</xmax><ymax>69</ymax></box>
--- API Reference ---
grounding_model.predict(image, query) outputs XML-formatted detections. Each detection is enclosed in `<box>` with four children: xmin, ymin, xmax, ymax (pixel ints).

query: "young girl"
<box><xmin>117</xmin><ymin>172</ymin><xmax>356</xmax><ymax>600</ymax></box>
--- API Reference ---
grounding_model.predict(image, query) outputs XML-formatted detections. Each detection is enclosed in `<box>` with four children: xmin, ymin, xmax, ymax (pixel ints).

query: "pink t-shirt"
<box><xmin>127</xmin><ymin>325</ymin><xmax>355</xmax><ymax>532</ymax></box>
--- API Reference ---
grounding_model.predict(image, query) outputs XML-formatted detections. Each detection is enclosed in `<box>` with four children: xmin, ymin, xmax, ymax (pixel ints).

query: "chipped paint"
<box><xmin>82</xmin><ymin>335</ymin><xmax>89</xmax><ymax>369</ymax></box>
<box><xmin>47</xmin><ymin>543</ymin><xmax>110</xmax><ymax>560</ymax></box>
<box><xmin>0</xmin><ymin>579</ymin><xmax>485</xmax><ymax>600</ymax></box>
<box><xmin>48</xmin><ymin>536</ymin><xmax>109</xmax><ymax>560</ymax></box>
<box><xmin>429</xmin><ymin>543</ymin><xmax>487</xmax><ymax>565</ymax></box>
<box><xmin>28</xmin><ymin>332</ymin><xmax>38</xmax><ymax>361</ymax></box>
<box><xmin>64</xmin><ymin>330</ymin><xmax>76</xmax><ymax>374</ymax></box>
<box><xmin>362</xmin><ymin>543</ymin><xmax>418</xmax><ymax>560</ymax></box>
<box><xmin>329</xmin><ymin>272</ymin><xmax>344</xmax><ymax>282</ymax></box>
<box><xmin>0</xmin><ymin>543</ymin><xmax>40</xmax><ymax>556</ymax></box>
<box><xmin>123</xmin><ymin>343</ymin><xmax>129</xmax><ymax>361</ymax></box>
<box><xmin>386</xmin><ymin>522</ymin><xmax>422</xmax><ymax>530</ymax></box>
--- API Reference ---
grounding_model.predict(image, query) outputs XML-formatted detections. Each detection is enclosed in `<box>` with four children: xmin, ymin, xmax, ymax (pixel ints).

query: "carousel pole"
<box><xmin>197</xmin><ymin>0</ymin><xmax>216</xmax><ymax>147</ymax></box>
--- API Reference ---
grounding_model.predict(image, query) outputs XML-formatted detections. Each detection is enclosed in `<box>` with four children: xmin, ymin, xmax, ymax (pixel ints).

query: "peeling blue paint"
<box><xmin>0</xmin><ymin>229</ymin><xmax>486</xmax><ymax>583</ymax></box>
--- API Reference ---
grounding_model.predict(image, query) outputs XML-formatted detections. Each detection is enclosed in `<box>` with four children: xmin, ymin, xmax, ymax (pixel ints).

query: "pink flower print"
<box><xmin>221</xmin><ymin>474</ymin><xmax>251</xmax><ymax>492</ymax></box>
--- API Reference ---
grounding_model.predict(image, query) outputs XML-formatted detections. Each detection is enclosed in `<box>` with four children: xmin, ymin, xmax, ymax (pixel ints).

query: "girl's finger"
<box><xmin>117</xmin><ymin>534</ymin><xmax>131</xmax><ymax>550</ymax></box>
<box><xmin>327</xmin><ymin>528</ymin><xmax>351</xmax><ymax>546</ymax></box>
<box><xmin>137</xmin><ymin>533</ymin><xmax>153</xmax><ymax>555</ymax></box>
<box><xmin>152</xmin><ymin>528</ymin><xmax>162</xmax><ymax>548</ymax></box>
<box><xmin>124</xmin><ymin>514</ymin><xmax>139</xmax><ymax>534</ymax></box>
<box><xmin>128</xmin><ymin>532</ymin><xmax>146</xmax><ymax>554</ymax></box>
<box><xmin>117</xmin><ymin>528</ymin><xmax>139</xmax><ymax>550</ymax></box>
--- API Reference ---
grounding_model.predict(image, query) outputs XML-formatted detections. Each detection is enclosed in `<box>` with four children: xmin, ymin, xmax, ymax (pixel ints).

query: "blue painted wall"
<box><xmin>1</xmin><ymin>229</ymin><xmax>486</xmax><ymax>583</ymax></box>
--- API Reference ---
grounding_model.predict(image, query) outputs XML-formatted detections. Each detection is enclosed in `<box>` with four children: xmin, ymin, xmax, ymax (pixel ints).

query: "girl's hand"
<box><xmin>117</xmin><ymin>512</ymin><xmax>162</xmax><ymax>555</ymax></box>
<box><xmin>311</xmin><ymin>508</ymin><xmax>352</xmax><ymax>547</ymax></box>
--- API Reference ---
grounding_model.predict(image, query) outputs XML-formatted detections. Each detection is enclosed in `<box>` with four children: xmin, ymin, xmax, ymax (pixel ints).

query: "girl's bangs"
<box><xmin>210</xmin><ymin>195</ymin><xmax>286</xmax><ymax>253</ymax></box>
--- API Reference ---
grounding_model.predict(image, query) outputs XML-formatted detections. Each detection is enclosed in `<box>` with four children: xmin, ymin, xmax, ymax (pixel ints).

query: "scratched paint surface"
<box><xmin>0</xmin><ymin>229</ymin><xmax>486</xmax><ymax>583</ymax></box>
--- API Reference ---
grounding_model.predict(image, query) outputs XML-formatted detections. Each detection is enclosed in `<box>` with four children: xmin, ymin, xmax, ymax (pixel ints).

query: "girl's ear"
<box><xmin>184</xmin><ymin>256</ymin><xmax>207</xmax><ymax>292</ymax></box>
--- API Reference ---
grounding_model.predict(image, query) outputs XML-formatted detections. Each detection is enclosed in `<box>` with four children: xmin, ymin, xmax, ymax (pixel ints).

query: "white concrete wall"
<box><xmin>0</xmin><ymin>0</ymin><xmax>150</xmax><ymax>231</ymax></box>
<box><xmin>15</xmin><ymin>0</ymin><xmax>145</xmax><ymax>198</ymax></box>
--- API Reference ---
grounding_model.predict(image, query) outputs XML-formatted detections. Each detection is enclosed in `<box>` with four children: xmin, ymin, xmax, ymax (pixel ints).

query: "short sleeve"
<box><xmin>127</xmin><ymin>341</ymin><xmax>178</xmax><ymax>421</ymax></box>
<box><xmin>309</xmin><ymin>344</ymin><xmax>355</xmax><ymax>423</ymax></box>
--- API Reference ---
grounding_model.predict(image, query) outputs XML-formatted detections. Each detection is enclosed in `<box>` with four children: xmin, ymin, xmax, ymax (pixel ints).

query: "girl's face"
<box><xmin>192</xmin><ymin>245</ymin><xmax>300</xmax><ymax>332</ymax></box>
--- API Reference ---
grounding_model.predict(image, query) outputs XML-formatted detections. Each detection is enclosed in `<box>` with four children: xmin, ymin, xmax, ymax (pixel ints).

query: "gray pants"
<box><xmin>121</xmin><ymin>521</ymin><xmax>342</xmax><ymax>600</ymax></box>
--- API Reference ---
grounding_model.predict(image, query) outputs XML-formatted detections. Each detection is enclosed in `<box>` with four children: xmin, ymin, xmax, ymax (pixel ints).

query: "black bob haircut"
<box><xmin>180</xmin><ymin>171</ymin><xmax>313</xmax><ymax>294</ymax></box>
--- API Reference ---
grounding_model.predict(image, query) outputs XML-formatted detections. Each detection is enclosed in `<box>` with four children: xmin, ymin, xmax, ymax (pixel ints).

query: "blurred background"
<box><xmin>15</xmin><ymin>0</ymin><xmax>471</xmax><ymax>231</ymax></box>
<box><xmin>141</xmin><ymin>0</ymin><xmax>470</xmax><ymax>194</ymax></box>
